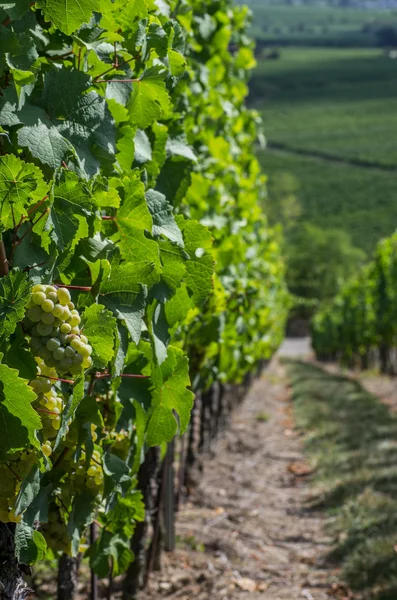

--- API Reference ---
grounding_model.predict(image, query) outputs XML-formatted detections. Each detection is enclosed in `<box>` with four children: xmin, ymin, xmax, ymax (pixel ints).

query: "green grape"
<box><xmin>59</xmin><ymin>333</ymin><xmax>69</xmax><ymax>345</ymax></box>
<box><xmin>42</xmin><ymin>299</ymin><xmax>54</xmax><ymax>313</ymax></box>
<box><xmin>32</xmin><ymin>291</ymin><xmax>46</xmax><ymax>305</ymax></box>
<box><xmin>40</xmin><ymin>378</ymin><xmax>52</xmax><ymax>393</ymax></box>
<box><xmin>47</xmin><ymin>338</ymin><xmax>61</xmax><ymax>352</ymax></box>
<box><xmin>60</xmin><ymin>322</ymin><xmax>71</xmax><ymax>334</ymax></box>
<box><xmin>30</xmin><ymin>379</ymin><xmax>43</xmax><ymax>394</ymax></box>
<box><xmin>39</xmin><ymin>347</ymin><xmax>53</xmax><ymax>362</ymax></box>
<box><xmin>69</xmin><ymin>316</ymin><xmax>81</xmax><ymax>327</ymax></box>
<box><xmin>52</xmin><ymin>416</ymin><xmax>61</xmax><ymax>430</ymax></box>
<box><xmin>46</xmin><ymin>286</ymin><xmax>57</xmax><ymax>295</ymax></box>
<box><xmin>59</xmin><ymin>357</ymin><xmax>72</xmax><ymax>371</ymax></box>
<box><xmin>53</xmin><ymin>347</ymin><xmax>65</xmax><ymax>361</ymax></box>
<box><xmin>52</xmin><ymin>304</ymin><xmax>65</xmax><ymax>319</ymax></box>
<box><xmin>41</xmin><ymin>312</ymin><xmax>55</xmax><ymax>325</ymax></box>
<box><xmin>46</xmin><ymin>356</ymin><xmax>57</xmax><ymax>368</ymax></box>
<box><xmin>70</xmin><ymin>338</ymin><xmax>83</xmax><ymax>351</ymax></box>
<box><xmin>80</xmin><ymin>335</ymin><xmax>88</xmax><ymax>344</ymax></box>
<box><xmin>57</xmin><ymin>288</ymin><xmax>71</xmax><ymax>306</ymax></box>
<box><xmin>68</xmin><ymin>302</ymin><xmax>75</xmax><ymax>310</ymax></box>
<box><xmin>78</xmin><ymin>344</ymin><xmax>92</xmax><ymax>358</ymax></box>
<box><xmin>32</xmin><ymin>284</ymin><xmax>46</xmax><ymax>294</ymax></box>
<box><xmin>45</xmin><ymin>397</ymin><xmax>57</xmax><ymax>411</ymax></box>
<box><xmin>82</xmin><ymin>356</ymin><xmax>93</xmax><ymax>369</ymax></box>
<box><xmin>42</xmin><ymin>442</ymin><xmax>52</xmax><ymax>457</ymax></box>
<box><xmin>87</xmin><ymin>465</ymin><xmax>97</xmax><ymax>477</ymax></box>
<box><xmin>70</xmin><ymin>326</ymin><xmax>80</xmax><ymax>335</ymax></box>
<box><xmin>37</xmin><ymin>323</ymin><xmax>53</xmax><ymax>337</ymax></box>
<box><xmin>47</xmin><ymin>292</ymin><xmax>58</xmax><ymax>303</ymax></box>
<box><xmin>65</xmin><ymin>346</ymin><xmax>76</xmax><ymax>358</ymax></box>
<box><xmin>28</xmin><ymin>306</ymin><xmax>44</xmax><ymax>322</ymax></box>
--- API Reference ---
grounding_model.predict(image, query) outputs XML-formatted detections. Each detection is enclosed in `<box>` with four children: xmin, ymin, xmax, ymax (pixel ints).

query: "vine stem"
<box><xmin>101</xmin><ymin>216</ymin><xmax>115</xmax><ymax>221</ymax></box>
<box><xmin>36</xmin><ymin>407</ymin><xmax>59</xmax><ymax>416</ymax></box>
<box><xmin>93</xmin><ymin>53</ymin><xmax>140</xmax><ymax>82</ymax></box>
<box><xmin>95</xmin><ymin>78</ymin><xmax>139</xmax><ymax>83</ymax></box>
<box><xmin>0</xmin><ymin>240</ymin><xmax>9</xmax><ymax>276</ymax></box>
<box><xmin>94</xmin><ymin>373</ymin><xmax>150</xmax><ymax>380</ymax></box>
<box><xmin>54</xmin><ymin>284</ymin><xmax>92</xmax><ymax>292</ymax></box>
<box><xmin>38</xmin><ymin>375</ymin><xmax>75</xmax><ymax>385</ymax></box>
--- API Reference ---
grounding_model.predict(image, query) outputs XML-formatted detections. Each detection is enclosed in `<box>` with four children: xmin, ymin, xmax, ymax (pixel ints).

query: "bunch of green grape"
<box><xmin>74</xmin><ymin>448</ymin><xmax>104</xmax><ymax>491</ymax></box>
<box><xmin>29</xmin><ymin>360</ymin><xmax>74</xmax><ymax>451</ymax></box>
<box><xmin>25</xmin><ymin>284</ymin><xmax>93</xmax><ymax>375</ymax></box>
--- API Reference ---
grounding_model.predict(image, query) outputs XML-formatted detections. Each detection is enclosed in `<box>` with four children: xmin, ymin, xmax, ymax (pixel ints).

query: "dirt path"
<box><xmin>142</xmin><ymin>349</ymin><xmax>341</xmax><ymax>600</ymax></box>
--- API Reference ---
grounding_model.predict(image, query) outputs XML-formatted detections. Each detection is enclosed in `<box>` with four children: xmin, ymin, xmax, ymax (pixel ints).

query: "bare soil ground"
<box><xmin>141</xmin><ymin>349</ymin><xmax>345</xmax><ymax>600</ymax></box>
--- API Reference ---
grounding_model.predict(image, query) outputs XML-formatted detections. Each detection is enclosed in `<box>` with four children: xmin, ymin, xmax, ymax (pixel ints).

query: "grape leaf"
<box><xmin>146</xmin><ymin>346</ymin><xmax>194</xmax><ymax>446</ymax></box>
<box><xmin>36</xmin><ymin>0</ymin><xmax>98</xmax><ymax>35</ymax></box>
<box><xmin>146</xmin><ymin>189</ymin><xmax>184</xmax><ymax>246</ymax></box>
<box><xmin>15</xmin><ymin>522</ymin><xmax>47</xmax><ymax>565</ymax></box>
<box><xmin>128</xmin><ymin>68</ymin><xmax>172</xmax><ymax>129</ymax></box>
<box><xmin>5</xmin><ymin>328</ymin><xmax>37</xmax><ymax>380</ymax></box>
<box><xmin>68</xmin><ymin>490</ymin><xmax>98</xmax><ymax>555</ymax></box>
<box><xmin>0</xmin><ymin>270</ymin><xmax>31</xmax><ymax>340</ymax></box>
<box><xmin>0</xmin><ymin>1</ymin><xmax>30</xmax><ymax>19</ymax></box>
<box><xmin>177</xmin><ymin>217</ymin><xmax>214</xmax><ymax>305</ymax></box>
<box><xmin>159</xmin><ymin>241</ymin><xmax>188</xmax><ymax>292</ymax></box>
<box><xmin>0</xmin><ymin>364</ymin><xmax>41</xmax><ymax>457</ymax></box>
<box><xmin>0</xmin><ymin>154</ymin><xmax>48</xmax><ymax>231</ymax></box>
<box><xmin>82</xmin><ymin>303</ymin><xmax>117</xmax><ymax>369</ymax></box>
<box><xmin>165</xmin><ymin>284</ymin><xmax>193</xmax><ymax>327</ymax></box>
<box><xmin>99</xmin><ymin>271</ymin><xmax>147</xmax><ymax>344</ymax></box>
<box><xmin>87</xmin><ymin>531</ymin><xmax>134</xmax><ymax>578</ymax></box>
<box><xmin>14</xmin><ymin>465</ymin><xmax>40</xmax><ymax>515</ymax></box>
<box><xmin>134</xmin><ymin>129</ymin><xmax>152</xmax><ymax>164</ymax></box>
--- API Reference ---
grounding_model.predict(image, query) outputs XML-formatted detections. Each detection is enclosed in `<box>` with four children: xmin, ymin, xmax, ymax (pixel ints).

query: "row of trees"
<box><xmin>0</xmin><ymin>0</ymin><xmax>288</xmax><ymax>597</ymax></box>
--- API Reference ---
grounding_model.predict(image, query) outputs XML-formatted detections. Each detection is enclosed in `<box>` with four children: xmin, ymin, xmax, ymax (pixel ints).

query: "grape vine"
<box><xmin>312</xmin><ymin>232</ymin><xmax>397</xmax><ymax>369</ymax></box>
<box><xmin>0</xmin><ymin>0</ymin><xmax>288</xmax><ymax>589</ymax></box>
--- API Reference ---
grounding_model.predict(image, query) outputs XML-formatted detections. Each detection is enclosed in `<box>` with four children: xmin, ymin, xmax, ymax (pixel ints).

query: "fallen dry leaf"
<box><xmin>288</xmin><ymin>461</ymin><xmax>313</xmax><ymax>477</ymax></box>
<box><xmin>232</xmin><ymin>577</ymin><xmax>257</xmax><ymax>592</ymax></box>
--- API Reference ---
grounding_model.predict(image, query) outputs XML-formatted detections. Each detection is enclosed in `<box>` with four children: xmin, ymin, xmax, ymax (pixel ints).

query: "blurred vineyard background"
<box><xmin>240</xmin><ymin>0</ymin><xmax>397</xmax><ymax>322</ymax></box>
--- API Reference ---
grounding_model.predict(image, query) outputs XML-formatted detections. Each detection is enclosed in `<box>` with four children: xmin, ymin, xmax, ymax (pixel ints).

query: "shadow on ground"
<box><xmin>287</xmin><ymin>360</ymin><xmax>397</xmax><ymax>600</ymax></box>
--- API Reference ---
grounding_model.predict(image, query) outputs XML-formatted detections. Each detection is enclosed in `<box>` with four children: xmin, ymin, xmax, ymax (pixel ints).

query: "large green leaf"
<box><xmin>146</xmin><ymin>189</ymin><xmax>183</xmax><ymax>246</ymax></box>
<box><xmin>177</xmin><ymin>217</ymin><xmax>214</xmax><ymax>305</ymax></box>
<box><xmin>0</xmin><ymin>270</ymin><xmax>31</xmax><ymax>341</ymax></box>
<box><xmin>15</xmin><ymin>523</ymin><xmax>47</xmax><ymax>565</ymax></box>
<box><xmin>99</xmin><ymin>270</ymin><xmax>147</xmax><ymax>345</ymax></box>
<box><xmin>0</xmin><ymin>155</ymin><xmax>48</xmax><ymax>231</ymax></box>
<box><xmin>82</xmin><ymin>303</ymin><xmax>117</xmax><ymax>369</ymax></box>
<box><xmin>0</xmin><ymin>364</ymin><xmax>41</xmax><ymax>457</ymax></box>
<box><xmin>37</xmin><ymin>0</ymin><xmax>98</xmax><ymax>35</ymax></box>
<box><xmin>128</xmin><ymin>67</ymin><xmax>171</xmax><ymax>129</ymax></box>
<box><xmin>146</xmin><ymin>346</ymin><xmax>194</xmax><ymax>446</ymax></box>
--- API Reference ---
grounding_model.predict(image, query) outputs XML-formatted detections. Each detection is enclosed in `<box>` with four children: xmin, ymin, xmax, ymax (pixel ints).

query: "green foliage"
<box><xmin>312</xmin><ymin>231</ymin><xmax>397</xmax><ymax>358</ymax></box>
<box><xmin>286</xmin><ymin>223</ymin><xmax>366</xmax><ymax>304</ymax></box>
<box><xmin>0</xmin><ymin>0</ymin><xmax>287</xmax><ymax>577</ymax></box>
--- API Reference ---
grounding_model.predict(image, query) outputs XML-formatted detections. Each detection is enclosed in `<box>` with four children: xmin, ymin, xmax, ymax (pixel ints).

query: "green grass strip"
<box><xmin>287</xmin><ymin>361</ymin><xmax>397</xmax><ymax>600</ymax></box>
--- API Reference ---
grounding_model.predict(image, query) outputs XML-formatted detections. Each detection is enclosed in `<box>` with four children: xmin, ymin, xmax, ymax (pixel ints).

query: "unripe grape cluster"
<box><xmin>73</xmin><ymin>447</ymin><xmax>104</xmax><ymax>491</ymax></box>
<box><xmin>25</xmin><ymin>284</ymin><xmax>93</xmax><ymax>375</ymax></box>
<box><xmin>29</xmin><ymin>360</ymin><xmax>73</xmax><ymax>455</ymax></box>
